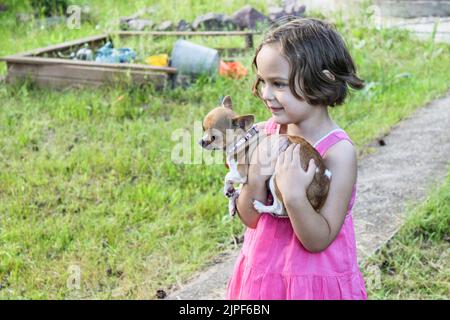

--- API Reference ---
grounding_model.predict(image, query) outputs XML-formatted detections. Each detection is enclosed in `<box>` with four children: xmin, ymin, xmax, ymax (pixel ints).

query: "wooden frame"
<box><xmin>0</xmin><ymin>31</ymin><xmax>258</xmax><ymax>89</ymax></box>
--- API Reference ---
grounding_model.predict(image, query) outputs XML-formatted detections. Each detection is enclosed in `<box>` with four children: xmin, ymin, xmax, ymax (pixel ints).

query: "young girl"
<box><xmin>226</xmin><ymin>18</ymin><xmax>367</xmax><ymax>300</ymax></box>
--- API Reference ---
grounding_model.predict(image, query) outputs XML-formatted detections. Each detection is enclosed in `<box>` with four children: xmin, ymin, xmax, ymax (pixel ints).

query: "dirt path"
<box><xmin>166</xmin><ymin>92</ymin><xmax>450</xmax><ymax>299</ymax></box>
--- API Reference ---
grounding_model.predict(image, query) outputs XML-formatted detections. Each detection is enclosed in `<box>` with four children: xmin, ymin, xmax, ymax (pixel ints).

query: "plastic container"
<box><xmin>170</xmin><ymin>40</ymin><xmax>219</xmax><ymax>77</ymax></box>
<box><xmin>145</xmin><ymin>54</ymin><xmax>169</xmax><ymax>67</ymax></box>
<box><xmin>95</xmin><ymin>42</ymin><xmax>136</xmax><ymax>64</ymax></box>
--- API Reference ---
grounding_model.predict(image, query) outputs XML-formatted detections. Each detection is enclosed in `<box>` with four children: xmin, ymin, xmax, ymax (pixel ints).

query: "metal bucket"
<box><xmin>170</xmin><ymin>40</ymin><xmax>219</xmax><ymax>78</ymax></box>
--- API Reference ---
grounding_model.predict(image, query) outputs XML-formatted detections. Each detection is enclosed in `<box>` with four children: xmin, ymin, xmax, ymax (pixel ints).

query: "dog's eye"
<box><xmin>211</xmin><ymin>135</ymin><xmax>216</xmax><ymax>141</ymax></box>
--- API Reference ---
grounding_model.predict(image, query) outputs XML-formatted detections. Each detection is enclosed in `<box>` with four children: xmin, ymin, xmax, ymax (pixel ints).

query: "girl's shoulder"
<box><xmin>323</xmin><ymin>137</ymin><xmax>357</xmax><ymax>183</ymax></box>
<box><xmin>317</xmin><ymin>128</ymin><xmax>356</xmax><ymax>176</ymax></box>
<box><xmin>324</xmin><ymin>138</ymin><xmax>356</xmax><ymax>164</ymax></box>
<box><xmin>315</xmin><ymin>128</ymin><xmax>353</xmax><ymax>156</ymax></box>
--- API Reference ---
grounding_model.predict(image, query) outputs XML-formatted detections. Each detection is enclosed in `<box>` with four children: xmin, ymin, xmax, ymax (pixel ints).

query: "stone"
<box><xmin>176</xmin><ymin>19</ymin><xmax>192</xmax><ymax>31</ymax></box>
<box><xmin>285</xmin><ymin>2</ymin><xmax>306</xmax><ymax>17</ymax></box>
<box><xmin>119</xmin><ymin>6</ymin><xmax>156</xmax><ymax>30</ymax></box>
<box><xmin>222</xmin><ymin>16</ymin><xmax>239</xmax><ymax>31</ymax></box>
<box><xmin>157</xmin><ymin>20</ymin><xmax>174</xmax><ymax>31</ymax></box>
<box><xmin>268</xmin><ymin>6</ymin><xmax>286</xmax><ymax>21</ymax></box>
<box><xmin>120</xmin><ymin>6</ymin><xmax>155</xmax><ymax>22</ymax></box>
<box><xmin>192</xmin><ymin>12</ymin><xmax>236</xmax><ymax>31</ymax></box>
<box><xmin>231</xmin><ymin>5</ymin><xmax>269</xmax><ymax>30</ymax></box>
<box><xmin>126</xmin><ymin>19</ymin><xmax>154</xmax><ymax>31</ymax></box>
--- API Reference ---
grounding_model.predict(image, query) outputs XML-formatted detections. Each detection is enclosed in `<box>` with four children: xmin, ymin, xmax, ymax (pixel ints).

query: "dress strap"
<box><xmin>315</xmin><ymin>129</ymin><xmax>353</xmax><ymax>157</ymax></box>
<box><xmin>264</xmin><ymin>117</ymin><xmax>278</xmax><ymax>135</ymax></box>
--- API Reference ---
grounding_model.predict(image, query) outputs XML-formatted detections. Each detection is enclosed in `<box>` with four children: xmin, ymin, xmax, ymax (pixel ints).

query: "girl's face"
<box><xmin>255</xmin><ymin>43</ymin><xmax>314</xmax><ymax>125</ymax></box>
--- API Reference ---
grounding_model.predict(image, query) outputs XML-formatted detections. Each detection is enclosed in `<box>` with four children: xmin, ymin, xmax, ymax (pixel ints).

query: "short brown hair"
<box><xmin>252</xmin><ymin>18</ymin><xmax>364</xmax><ymax>107</ymax></box>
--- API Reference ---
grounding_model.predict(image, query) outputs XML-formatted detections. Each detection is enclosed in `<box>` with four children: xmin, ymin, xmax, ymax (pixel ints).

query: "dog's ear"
<box><xmin>222</xmin><ymin>95</ymin><xmax>233</xmax><ymax>109</ymax></box>
<box><xmin>232</xmin><ymin>115</ymin><xmax>254</xmax><ymax>131</ymax></box>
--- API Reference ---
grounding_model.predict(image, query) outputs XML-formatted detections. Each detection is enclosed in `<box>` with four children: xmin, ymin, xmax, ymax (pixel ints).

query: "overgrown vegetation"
<box><xmin>363</xmin><ymin>170</ymin><xmax>449</xmax><ymax>300</ymax></box>
<box><xmin>30</xmin><ymin>0</ymin><xmax>71</xmax><ymax>17</ymax></box>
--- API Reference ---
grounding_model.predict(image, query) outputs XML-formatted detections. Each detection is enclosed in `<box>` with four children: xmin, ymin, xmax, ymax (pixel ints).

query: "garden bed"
<box><xmin>0</xmin><ymin>30</ymin><xmax>257</xmax><ymax>89</ymax></box>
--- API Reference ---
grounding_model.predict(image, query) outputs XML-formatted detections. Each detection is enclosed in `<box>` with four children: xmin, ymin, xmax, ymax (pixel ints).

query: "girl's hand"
<box><xmin>247</xmin><ymin>137</ymin><xmax>281</xmax><ymax>186</ymax></box>
<box><xmin>275</xmin><ymin>144</ymin><xmax>317</xmax><ymax>203</ymax></box>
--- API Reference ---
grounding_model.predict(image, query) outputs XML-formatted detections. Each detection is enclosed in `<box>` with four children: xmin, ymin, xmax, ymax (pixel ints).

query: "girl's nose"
<box><xmin>261</xmin><ymin>84</ymin><xmax>274</xmax><ymax>101</ymax></box>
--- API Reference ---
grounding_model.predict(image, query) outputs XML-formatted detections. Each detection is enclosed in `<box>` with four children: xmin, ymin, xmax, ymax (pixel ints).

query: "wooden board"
<box><xmin>1</xmin><ymin>56</ymin><xmax>177</xmax><ymax>73</ymax></box>
<box><xmin>12</xmin><ymin>34</ymin><xmax>110</xmax><ymax>57</ymax></box>
<box><xmin>6</xmin><ymin>62</ymin><xmax>169</xmax><ymax>89</ymax></box>
<box><xmin>116</xmin><ymin>30</ymin><xmax>256</xmax><ymax>49</ymax></box>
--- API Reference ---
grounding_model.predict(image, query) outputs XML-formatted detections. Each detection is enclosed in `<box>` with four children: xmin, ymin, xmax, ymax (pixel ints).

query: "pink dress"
<box><xmin>226</xmin><ymin>118</ymin><xmax>367</xmax><ymax>300</ymax></box>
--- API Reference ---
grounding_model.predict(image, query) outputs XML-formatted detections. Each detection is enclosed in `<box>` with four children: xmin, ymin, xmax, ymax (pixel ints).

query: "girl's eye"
<box><xmin>274</xmin><ymin>82</ymin><xmax>287</xmax><ymax>89</ymax></box>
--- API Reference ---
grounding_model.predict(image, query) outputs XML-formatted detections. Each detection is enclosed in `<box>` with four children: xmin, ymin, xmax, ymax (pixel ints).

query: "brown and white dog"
<box><xmin>199</xmin><ymin>95</ymin><xmax>331</xmax><ymax>217</ymax></box>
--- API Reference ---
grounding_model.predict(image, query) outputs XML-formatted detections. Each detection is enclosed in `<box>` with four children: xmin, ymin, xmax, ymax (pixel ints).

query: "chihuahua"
<box><xmin>199</xmin><ymin>95</ymin><xmax>331</xmax><ymax>217</ymax></box>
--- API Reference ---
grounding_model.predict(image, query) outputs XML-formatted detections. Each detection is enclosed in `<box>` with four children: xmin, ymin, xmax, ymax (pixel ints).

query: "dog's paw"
<box><xmin>224</xmin><ymin>185</ymin><xmax>235</xmax><ymax>198</ymax></box>
<box><xmin>253</xmin><ymin>200</ymin><xmax>267</xmax><ymax>213</ymax></box>
<box><xmin>226</xmin><ymin>190</ymin><xmax>235</xmax><ymax>198</ymax></box>
<box><xmin>228</xmin><ymin>201</ymin><xmax>237</xmax><ymax>217</ymax></box>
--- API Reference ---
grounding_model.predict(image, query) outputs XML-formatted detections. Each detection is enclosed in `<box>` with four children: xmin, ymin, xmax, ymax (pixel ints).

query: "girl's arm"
<box><xmin>277</xmin><ymin>140</ymin><xmax>357</xmax><ymax>253</ymax></box>
<box><xmin>235</xmin><ymin>172</ymin><xmax>267</xmax><ymax>228</ymax></box>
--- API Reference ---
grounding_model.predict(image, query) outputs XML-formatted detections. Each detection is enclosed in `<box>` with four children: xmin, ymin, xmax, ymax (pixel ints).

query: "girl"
<box><xmin>226</xmin><ymin>18</ymin><xmax>367</xmax><ymax>300</ymax></box>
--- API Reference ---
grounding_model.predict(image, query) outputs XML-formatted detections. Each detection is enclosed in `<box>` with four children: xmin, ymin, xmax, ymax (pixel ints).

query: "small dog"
<box><xmin>199</xmin><ymin>95</ymin><xmax>331</xmax><ymax>217</ymax></box>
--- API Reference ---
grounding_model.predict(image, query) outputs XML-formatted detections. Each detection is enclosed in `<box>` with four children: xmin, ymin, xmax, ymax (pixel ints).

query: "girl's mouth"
<box><xmin>269</xmin><ymin>106</ymin><xmax>283</xmax><ymax>113</ymax></box>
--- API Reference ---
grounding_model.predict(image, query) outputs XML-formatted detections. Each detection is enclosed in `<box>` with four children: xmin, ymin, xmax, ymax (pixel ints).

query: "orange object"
<box><xmin>219</xmin><ymin>60</ymin><xmax>248</xmax><ymax>79</ymax></box>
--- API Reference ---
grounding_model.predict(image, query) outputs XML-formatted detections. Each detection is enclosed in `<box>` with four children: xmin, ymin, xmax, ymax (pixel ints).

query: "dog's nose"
<box><xmin>198</xmin><ymin>139</ymin><xmax>205</xmax><ymax>147</ymax></box>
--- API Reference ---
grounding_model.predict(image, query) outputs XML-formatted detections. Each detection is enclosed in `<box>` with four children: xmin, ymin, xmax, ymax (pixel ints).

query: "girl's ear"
<box><xmin>222</xmin><ymin>95</ymin><xmax>233</xmax><ymax>109</ymax></box>
<box><xmin>322</xmin><ymin>70</ymin><xmax>335</xmax><ymax>81</ymax></box>
<box><xmin>232</xmin><ymin>115</ymin><xmax>255</xmax><ymax>131</ymax></box>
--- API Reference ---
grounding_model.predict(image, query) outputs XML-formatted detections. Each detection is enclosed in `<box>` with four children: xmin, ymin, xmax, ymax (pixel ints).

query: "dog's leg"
<box><xmin>224</xmin><ymin>171</ymin><xmax>245</xmax><ymax>198</ymax></box>
<box><xmin>228</xmin><ymin>188</ymin><xmax>241</xmax><ymax>217</ymax></box>
<box><xmin>224</xmin><ymin>172</ymin><xmax>236</xmax><ymax>198</ymax></box>
<box><xmin>253</xmin><ymin>199</ymin><xmax>284</xmax><ymax>215</ymax></box>
<box><xmin>224</xmin><ymin>158</ymin><xmax>246</xmax><ymax>197</ymax></box>
<box><xmin>252</xmin><ymin>175</ymin><xmax>287</xmax><ymax>216</ymax></box>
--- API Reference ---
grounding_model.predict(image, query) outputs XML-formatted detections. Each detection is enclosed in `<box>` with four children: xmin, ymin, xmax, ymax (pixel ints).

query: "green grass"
<box><xmin>362</xmin><ymin>169</ymin><xmax>450</xmax><ymax>300</ymax></box>
<box><xmin>0</xmin><ymin>1</ymin><xmax>449</xmax><ymax>299</ymax></box>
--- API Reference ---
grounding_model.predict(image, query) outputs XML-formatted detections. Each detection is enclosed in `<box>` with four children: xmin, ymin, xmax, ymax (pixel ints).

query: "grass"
<box><xmin>0</xmin><ymin>1</ymin><xmax>449</xmax><ymax>299</ymax></box>
<box><xmin>362</xmin><ymin>169</ymin><xmax>450</xmax><ymax>300</ymax></box>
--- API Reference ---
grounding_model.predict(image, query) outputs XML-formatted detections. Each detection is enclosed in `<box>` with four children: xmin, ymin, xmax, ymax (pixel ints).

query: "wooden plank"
<box><xmin>7</xmin><ymin>62</ymin><xmax>169</xmax><ymax>83</ymax></box>
<box><xmin>7</xmin><ymin>72</ymin><xmax>168</xmax><ymax>90</ymax></box>
<box><xmin>1</xmin><ymin>56</ymin><xmax>177</xmax><ymax>74</ymax></box>
<box><xmin>116</xmin><ymin>31</ymin><xmax>258</xmax><ymax>49</ymax></box>
<box><xmin>7</xmin><ymin>62</ymin><xmax>168</xmax><ymax>81</ymax></box>
<box><xmin>115</xmin><ymin>31</ymin><xmax>259</xmax><ymax>37</ymax></box>
<box><xmin>7</xmin><ymin>73</ymin><xmax>106</xmax><ymax>89</ymax></box>
<box><xmin>6</xmin><ymin>62</ymin><xmax>169</xmax><ymax>89</ymax></box>
<box><xmin>216</xmin><ymin>47</ymin><xmax>250</xmax><ymax>55</ymax></box>
<box><xmin>6</xmin><ymin>34</ymin><xmax>110</xmax><ymax>58</ymax></box>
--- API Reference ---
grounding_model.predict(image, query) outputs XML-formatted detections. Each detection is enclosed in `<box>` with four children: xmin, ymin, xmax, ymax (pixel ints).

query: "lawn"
<box><xmin>363</xmin><ymin>168</ymin><xmax>449</xmax><ymax>300</ymax></box>
<box><xmin>0</xmin><ymin>1</ymin><xmax>449</xmax><ymax>299</ymax></box>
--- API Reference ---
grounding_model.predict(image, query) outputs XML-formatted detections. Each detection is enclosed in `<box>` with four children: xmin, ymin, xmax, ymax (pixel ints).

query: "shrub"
<box><xmin>30</xmin><ymin>0</ymin><xmax>70</xmax><ymax>17</ymax></box>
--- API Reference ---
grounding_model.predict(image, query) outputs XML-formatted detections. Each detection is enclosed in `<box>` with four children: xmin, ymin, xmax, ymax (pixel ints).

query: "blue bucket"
<box><xmin>170</xmin><ymin>40</ymin><xmax>219</xmax><ymax>78</ymax></box>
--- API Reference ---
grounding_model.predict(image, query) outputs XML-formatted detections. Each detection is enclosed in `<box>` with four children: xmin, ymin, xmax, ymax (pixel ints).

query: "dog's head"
<box><xmin>199</xmin><ymin>95</ymin><xmax>254</xmax><ymax>150</ymax></box>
